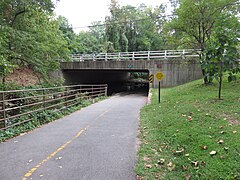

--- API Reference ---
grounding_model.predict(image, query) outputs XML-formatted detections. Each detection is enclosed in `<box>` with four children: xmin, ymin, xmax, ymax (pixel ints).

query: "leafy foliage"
<box><xmin>0</xmin><ymin>0</ymin><xmax>68</xmax><ymax>83</ymax></box>
<box><xmin>166</xmin><ymin>0</ymin><xmax>240</xmax><ymax>84</ymax></box>
<box><xmin>203</xmin><ymin>15</ymin><xmax>240</xmax><ymax>99</ymax></box>
<box><xmin>105</xmin><ymin>1</ymin><xmax>168</xmax><ymax>52</ymax></box>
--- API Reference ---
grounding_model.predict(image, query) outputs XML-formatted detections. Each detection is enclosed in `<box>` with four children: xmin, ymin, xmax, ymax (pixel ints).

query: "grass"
<box><xmin>136</xmin><ymin>77</ymin><xmax>240</xmax><ymax>179</ymax></box>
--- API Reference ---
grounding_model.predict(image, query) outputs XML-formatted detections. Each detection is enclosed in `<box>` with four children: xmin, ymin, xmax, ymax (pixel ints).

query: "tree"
<box><xmin>58</xmin><ymin>16</ymin><xmax>78</xmax><ymax>54</ymax></box>
<box><xmin>75</xmin><ymin>31</ymin><xmax>103</xmax><ymax>54</ymax></box>
<box><xmin>0</xmin><ymin>0</ymin><xmax>68</xmax><ymax>83</ymax></box>
<box><xmin>105</xmin><ymin>0</ymin><xmax>168</xmax><ymax>52</ymax></box>
<box><xmin>166</xmin><ymin>0</ymin><xmax>240</xmax><ymax>84</ymax></box>
<box><xmin>203</xmin><ymin>14</ymin><xmax>240</xmax><ymax>99</ymax></box>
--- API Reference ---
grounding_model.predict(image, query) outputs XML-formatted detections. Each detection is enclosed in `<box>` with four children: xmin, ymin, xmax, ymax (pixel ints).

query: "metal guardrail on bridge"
<box><xmin>0</xmin><ymin>84</ymin><xmax>108</xmax><ymax>130</ymax></box>
<box><xmin>68</xmin><ymin>49</ymin><xmax>200</xmax><ymax>62</ymax></box>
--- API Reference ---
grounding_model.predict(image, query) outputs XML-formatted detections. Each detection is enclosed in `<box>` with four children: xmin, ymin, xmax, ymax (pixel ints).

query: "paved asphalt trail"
<box><xmin>0</xmin><ymin>92</ymin><xmax>147</xmax><ymax>180</ymax></box>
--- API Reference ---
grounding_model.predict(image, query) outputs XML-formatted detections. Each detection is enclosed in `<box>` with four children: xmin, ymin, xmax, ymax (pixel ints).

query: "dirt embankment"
<box><xmin>6</xmin><ymin>67</ymin><xmax>40</xmax><ymax>86</ymax></box>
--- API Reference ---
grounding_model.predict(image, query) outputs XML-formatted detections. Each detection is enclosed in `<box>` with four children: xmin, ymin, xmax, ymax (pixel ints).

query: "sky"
<box><xmin>54</xmin><ymin>0</ymin><xmax>170</xmax><ymax>33</ymax></box>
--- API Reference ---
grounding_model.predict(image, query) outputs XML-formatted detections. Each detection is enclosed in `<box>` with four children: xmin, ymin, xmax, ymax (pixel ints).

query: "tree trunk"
<box><xmin>218</xmin><ymin>62</ymin><xmax>223</xmax><ymax>100</ymax></box>
<box><xmin>202</xmin><ymin>69</ymin><xmax>209</xmax><ymax>84</ymax></box>
<box><xmin>199</xmin><ymin>51</ymin><xmax>209</xmax><ymax>84</ymax></box>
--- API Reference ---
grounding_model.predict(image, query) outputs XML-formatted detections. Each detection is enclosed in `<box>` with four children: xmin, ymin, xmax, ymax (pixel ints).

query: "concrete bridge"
<box><xmin>57</xmin><ymin>50</ymin><xmax>203</xmax><ymax>89</ymax></box>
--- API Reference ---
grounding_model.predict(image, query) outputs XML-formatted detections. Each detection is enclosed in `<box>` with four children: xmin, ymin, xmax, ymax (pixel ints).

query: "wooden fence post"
<box><xmin>2</xmin><ymin>91</ymin><xmax>6</xmax><ymax>128</ymax></box>
<box><xmin>43</xmin><ymin>89</ymin><xmax>46</xmax><ymax>110</ymax></box>
<box><xmin>105</xmin><ymin>85</ymin><xmax>108</xmax><ymax>96</ymax></box>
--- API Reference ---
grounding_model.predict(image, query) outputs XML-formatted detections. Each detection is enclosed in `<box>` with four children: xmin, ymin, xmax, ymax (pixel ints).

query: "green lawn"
<box><xmin>136</xmin><ymin>77</ymin><xmax>240</xmax><ymax>179</ymax></box>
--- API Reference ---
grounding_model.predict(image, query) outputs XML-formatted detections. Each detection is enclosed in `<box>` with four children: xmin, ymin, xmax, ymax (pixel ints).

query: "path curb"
<box><xmin>147</xmin><ymin>88</ymin><xmax>152</xmax><ymax>104</ymax></box>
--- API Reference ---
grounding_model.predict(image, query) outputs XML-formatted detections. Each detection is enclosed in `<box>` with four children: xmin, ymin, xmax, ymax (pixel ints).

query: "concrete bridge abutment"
<box><xmin>59</xmin><ymin>58</ymin><xmax>203</xmax><ymax>88</ymax></box>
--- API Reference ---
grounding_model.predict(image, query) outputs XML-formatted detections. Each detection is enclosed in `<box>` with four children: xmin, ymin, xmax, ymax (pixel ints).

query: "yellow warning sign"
<box><xmin>149</xmin><ymin>74</ymin><xmax>153</xmax><ymax>83</ymax></box>
<box><xmin>155</xmin><ymin>71</ymin><xmax>164</xmax><ymax>81</ymax></box>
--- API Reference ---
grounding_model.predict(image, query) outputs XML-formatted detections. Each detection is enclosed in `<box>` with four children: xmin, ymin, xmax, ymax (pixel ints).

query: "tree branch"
<box><xmin>11</xmin><ymin>8</ymin><xmax>27</xmax><ymax>27</ymax></box>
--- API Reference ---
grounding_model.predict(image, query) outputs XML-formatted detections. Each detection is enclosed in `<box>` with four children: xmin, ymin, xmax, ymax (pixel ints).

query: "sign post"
<box><xmin>155</xmin><ymin>71</ymin><xmax>165</xmax><ymax>103</ymax></box>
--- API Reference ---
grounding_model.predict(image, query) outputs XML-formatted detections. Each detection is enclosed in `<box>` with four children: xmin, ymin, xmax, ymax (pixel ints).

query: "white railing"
<box><xmin>67</xmin><ymin>49</ymin><xmax>200</xmax><ymax>62</ymax></box>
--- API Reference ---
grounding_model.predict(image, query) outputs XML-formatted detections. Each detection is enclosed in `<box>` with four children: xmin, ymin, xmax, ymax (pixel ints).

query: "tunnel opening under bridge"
<box><xmin>62</xmin><ymin>69</ymin><xmax>150</xmax><ymax>95</ymax></box>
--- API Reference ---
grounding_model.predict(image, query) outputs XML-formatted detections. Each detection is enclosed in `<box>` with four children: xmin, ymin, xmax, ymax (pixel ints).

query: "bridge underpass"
<box><xmin>62</xmin><ymin>69</ymin><xmax>149</xmax><ymax>95</ymax></box>
<box><xmin>53</xmin><ymin>50</ymin><xmax>203</xmax><ymax>95</ymax></box>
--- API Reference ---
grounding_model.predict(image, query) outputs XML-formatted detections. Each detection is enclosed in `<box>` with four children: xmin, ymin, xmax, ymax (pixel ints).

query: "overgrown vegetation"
<box><xmin>136</xmin><ymin>77</ymin><xmax>240</xmax><ymax>179</ymax></box>
<box><xmin>0</xmin><ymin>0</ymin><xmax>69</xmax><ymax>83</ymax></box>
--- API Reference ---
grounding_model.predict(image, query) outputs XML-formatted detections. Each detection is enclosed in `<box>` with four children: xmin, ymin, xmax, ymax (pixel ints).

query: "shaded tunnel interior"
<box><xmin>62</xmin><ymin>70</ymin><xmax>149</xmax><ymax>95</ymax></box>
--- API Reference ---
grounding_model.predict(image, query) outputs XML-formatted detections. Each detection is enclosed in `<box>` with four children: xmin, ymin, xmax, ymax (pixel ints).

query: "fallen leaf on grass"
<box><xmin>217</xmin><ymin>140</ymin><xmax>224</xmax><ymax>144</ymax></box>
<box><xmin>174</xmin><ymin>148</ymin><xmax>185</xmax><ymax>155</ymax></box>
<box><xmin>145</xmin><ymin>164</ymin><xmax>152</xmax><ymax>168</ymax></box>
<box><xmin>210</xmin><ymin>151</ymin><xmax>217</xmax><ymax>156</ymax></box>
<box><xmin>185</xmin><ymin>174</ymin><xmax>191</xmax><ymax>180</ymax></box>
<box><xmin>200</xmin><ymin>145</ymin><xmax>208</xmax><ymax>150</ymax></box>
<box><xmin>143</xmin><ymin>156</ymin><xmax>150</xmax><ymax>162</ymax></box>
<box><xmin>157</xmin><ymin>158</ymin><xmax>165</xmax><ymax>165</ymax></box>
<box><xmin>187</xmin><ymin>116</ymin><xmax>193</xmax><ymax>121</ymax></box>
<box><xmin>224</xmin><ymin>147</ymin><xmax>229</xmax><ymax>151</ymax></box>
<box><xmin>182</xmin><ymin>165</ymin><xmax>187</xmax><ymax>171</ymax></box>
<box><xmin>220</xmin><ymin>156</ymin><xmax>225</xmax><ymax>159</ymax></box>
<box><xmin>167</xmin><ymin>162</ymin><xmax>175</xmax><ymax>171</ymax></box>
<box><xmin>191</xmin><ymin>161</ymin><xmax>199</xmax><ymax>167</ymax></box>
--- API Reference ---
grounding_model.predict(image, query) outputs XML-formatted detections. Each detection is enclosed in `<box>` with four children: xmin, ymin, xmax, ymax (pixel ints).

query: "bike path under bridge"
<box><xmin>53</xmin><ymin>50</ymin><xmax>203</xmax><ymax>92</ymax></box>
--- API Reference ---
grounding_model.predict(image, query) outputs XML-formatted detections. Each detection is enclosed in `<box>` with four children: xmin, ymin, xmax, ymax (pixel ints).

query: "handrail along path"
<box><xmin>0</xmin><ymin>84</ymin><xmax>108</xmax><ymax>130</ymax></box>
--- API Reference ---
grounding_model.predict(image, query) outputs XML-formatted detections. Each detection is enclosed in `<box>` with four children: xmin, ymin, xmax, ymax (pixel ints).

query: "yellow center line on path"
<box><xmin>22</xmin><ymin>109</ymin><xmax>110</xmax><ymax>180</ymax></box>
<box><xmin>96</xmin><ymin>109</ymin><xmax>109</xmax><ymax>120</ymax></box>
<box><xmin>22</xmin><ymin>127</ymin><xmax>88</xmax><ymax>180</ymax></box>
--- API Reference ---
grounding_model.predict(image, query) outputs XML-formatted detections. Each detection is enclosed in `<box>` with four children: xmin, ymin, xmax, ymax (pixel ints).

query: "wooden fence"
<box><xmin>0</xmin><ymin>84</ymin><xmax>107</xmax><ymax>130</ymax></box>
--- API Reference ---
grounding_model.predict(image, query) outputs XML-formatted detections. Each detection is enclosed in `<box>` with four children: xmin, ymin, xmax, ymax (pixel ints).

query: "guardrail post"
<box><xmin>164</xmin><ymin>50</ymin><xmax>167</xmax><ymax>59</ymax></box>
<box><xmin>80</xmin><ymin>55</ymin><xmax>82</xmax><ymax>62</ymax></box>
<box><xmin>118</xmin><ymin>52</ymin><xmax>120</xmax><ymax>60</ymax></box>
<box><xmin>182</xmin><ymin>49</ymin><xmax>186</xmax><ymax>59</ymax></box>
<box><xmin>105</xmin><ymin>53</ymin><xmax>108</xmax><ymax>61</ymax></box>
<box><xmin>132</xmin><ymin>52</ymin><xmax>135</xmax><ymax>60</ymax></box>
<box><xmin>148</xmin><ymin>51</ymin><xmax>150</xmax><ymax>60</ymax></box>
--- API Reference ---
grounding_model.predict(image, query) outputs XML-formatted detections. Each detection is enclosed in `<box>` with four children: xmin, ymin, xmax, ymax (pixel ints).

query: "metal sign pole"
<box><xmin>158</xmin><ymin>81</ymin><xmax>161</xmax><ymax>103</ymax></box>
